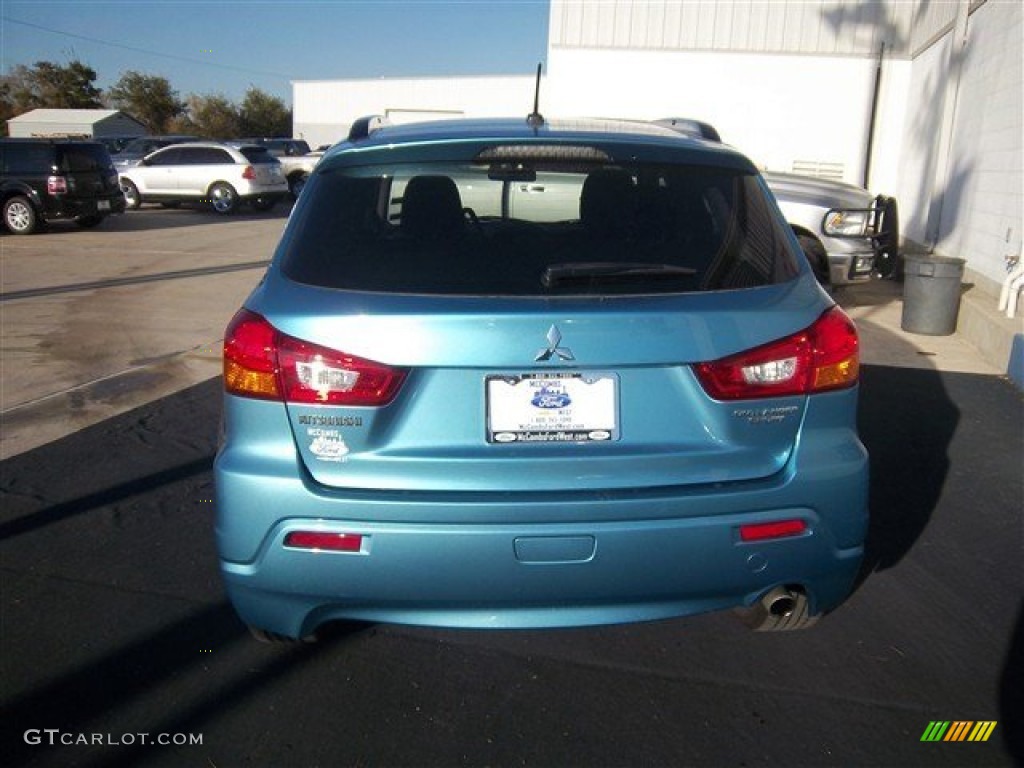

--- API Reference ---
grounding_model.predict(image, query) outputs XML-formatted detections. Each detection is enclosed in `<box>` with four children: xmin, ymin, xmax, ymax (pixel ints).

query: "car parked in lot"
<box><xmin>227</xmin><ymin>140</ymin><xmax>323</xmax><ymax>199</ymax></box>
<box><xmin>111</xmin><ymin>135</ymin><xmax>199</xmax><ymax>171</ymax></box>
<box><xmin>94</xmin><ymin>135</ymin><xmax>142</xmax><ymax>155</ymax></box>
<box><xmin>216</xmin><ymin>115</ymin><xmax>868</xmax><ymax>641</ymax></box>
<box><xmin>654</xmin><ymin>118</ymin><xmax>900</xmax><ymax>287</ymax></box>
<box><xmin>118</xmin><ymin>142</ymin><xmax>289</xmax><ymax>214</ymax></box>
<box><xmin>235</xmin><ymin>137</ymin><xmax>312</xmax><ymax>157</ymax></box>
<box><xmin>1</xmin><ymin>138</ymin><xmax>126</xmax><ymax>235</ymax></box>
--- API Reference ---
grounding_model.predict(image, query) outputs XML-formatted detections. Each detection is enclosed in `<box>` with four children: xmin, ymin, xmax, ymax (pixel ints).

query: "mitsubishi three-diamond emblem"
<box><xmin>535</xmin><ymin>324</ymin><xmax>575</xmax><ymax>362</ymax></box>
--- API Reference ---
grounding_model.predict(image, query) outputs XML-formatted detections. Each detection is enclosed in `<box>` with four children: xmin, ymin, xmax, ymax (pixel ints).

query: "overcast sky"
<box><xmin>1</xmin><ymin>0</ymin><xmax>551</xmax><ymax>105</ymax></box>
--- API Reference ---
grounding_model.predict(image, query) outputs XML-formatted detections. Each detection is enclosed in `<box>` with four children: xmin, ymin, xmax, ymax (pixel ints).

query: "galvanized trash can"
<box><xmin>901</xmin><ymin>254</ymin><xmax>966</xmax><ymax>336</ymax></box>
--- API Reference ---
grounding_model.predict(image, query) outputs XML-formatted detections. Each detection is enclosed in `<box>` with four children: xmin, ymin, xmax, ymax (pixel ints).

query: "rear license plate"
<box><xmin>486</xmin><ymin>372</ymin><xmax>619</xmax><ymax>444</ymax></box>
<box><xmin>97</xmin><ymin>200</ymin><xmax>110</xmax><ymax>211</ymax></box>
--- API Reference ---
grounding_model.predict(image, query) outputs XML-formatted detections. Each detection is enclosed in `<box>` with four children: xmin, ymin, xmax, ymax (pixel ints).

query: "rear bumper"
<box><xmin>41</xmin><ymin>193</ymin><xmax>126</xmax><ymax>220</ymax></box>
<box><xmin>220</xmin><ymin>511</ymin><xmax>864</xmax><ymax>636</ymax></box>
<box><xmin>237</xmin><ymin>182</ymin><xmax>289</xmax><ymax>201</ymax></box>
<box><xmin>215</xmin><ymin>396</ymin><xmax>868</xmax><ymax>637</ymax></box>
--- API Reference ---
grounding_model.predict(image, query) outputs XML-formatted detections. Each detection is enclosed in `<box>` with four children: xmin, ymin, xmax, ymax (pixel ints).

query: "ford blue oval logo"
<box><xmin>531</xmin><ymin>387</ymin><xmax>571</xmax><ymax>409</ymax></box>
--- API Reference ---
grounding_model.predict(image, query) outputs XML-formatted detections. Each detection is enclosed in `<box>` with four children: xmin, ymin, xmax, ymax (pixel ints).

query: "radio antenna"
<box><xmin>526</xmin><ymin>63</ymin><xmax>544</xmax><ymax>127</ymax></box>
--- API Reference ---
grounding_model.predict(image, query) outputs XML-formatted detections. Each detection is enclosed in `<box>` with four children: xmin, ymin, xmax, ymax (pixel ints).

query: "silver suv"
<box><xmin>118</xmin><ymin>142</ymin><xmax>289</xmax><ymax>214</ymax></box>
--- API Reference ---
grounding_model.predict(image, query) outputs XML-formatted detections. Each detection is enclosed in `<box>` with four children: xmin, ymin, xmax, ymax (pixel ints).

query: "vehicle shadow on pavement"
<box><xmin>855</xmin><ymin>364</ymin><xmax>960</xmax><ymax>577</ymax></box>
<box><xmin>0</xmin><ymin>377</ymin><xmax>372</xmax><ymax>767</ymax></box>
<box><xmin>1</xmin><ymin>601</ymin><xmax>366</xmax><ymax>768</ymax></box>
<box><xmin>106</xmin><ymin>205</ymin><xmax>291</xmax><ymax>232</ymax></box>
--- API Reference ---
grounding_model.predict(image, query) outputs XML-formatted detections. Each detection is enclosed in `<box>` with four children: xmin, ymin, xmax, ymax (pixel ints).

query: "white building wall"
<box><xmin>547</xmin><ymin>46</ymin><xmax>906</xmax><ymax>193</ymax></box>
<box><xmin>292</xmin><ymin>76</ymin><xmax>536</xmax><ymax>149</ymax></box>
<box><xmin>933</xmin><ymin>0</ymin><xmax>1023</xmax><ymax>285</ymax></box>
<box><xmin>896</xmin><ymin>33</ymin><xmax>952</xmax><ymax>247</ymax></box>
<box><xmin>549</xmin><ymin>0</ymin><xmax>914</xmax><ymax>56</ymax></box>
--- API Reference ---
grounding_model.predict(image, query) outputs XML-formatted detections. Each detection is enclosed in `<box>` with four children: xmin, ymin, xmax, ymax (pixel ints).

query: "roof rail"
<box><xmin>347</xmin><ymin>115</ymin><xmax>391</xmax><ymax>142</ymax></box>
<box><xmin>653</xmin><ymin>117</ymin><xmax>722</xmax><ymax>143</ymax></box>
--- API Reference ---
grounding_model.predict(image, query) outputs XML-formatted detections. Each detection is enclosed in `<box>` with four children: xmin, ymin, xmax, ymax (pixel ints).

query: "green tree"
<box><xmin>238</xmin><ymin>87</ymin><xmax>291</xmax><ymax>137</ymax></box>
<box><xmin>0</xmin><ymin>81</ymin><xmax>15</xmax><ymax>135</ymax></box>
<box><xmin>1</xmin><ymin>60</ymin><xmax>103</xmax><ymax>111</ymax></box>
<box><xmin>178</xmin><ymin>94</ymin><xmax>240</xmax><ymax>139</ymax></box>
<box><xmin>107</xmin><ymin>71</ymin><xmax>185</xmax><ymax>132</ymax></box>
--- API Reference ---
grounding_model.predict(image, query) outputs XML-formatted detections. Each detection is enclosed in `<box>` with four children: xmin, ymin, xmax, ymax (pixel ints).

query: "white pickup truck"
<box><xmin>276</xmin><ymin>152</ymin><xmax>324</xmax><ymax>199</ymax></box>
<box><xmin>654</xmin><ymin>118</ymin><xmax>900</xmax><ymax>287</ymax></box>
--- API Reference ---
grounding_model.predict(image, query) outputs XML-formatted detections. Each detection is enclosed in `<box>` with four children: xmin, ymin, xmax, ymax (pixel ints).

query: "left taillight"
<box><xmin>223</xmin><ymin>309</ymin><xmax>406</xmax><ymax>406</ymax></box>
<box><xmin>241</xmin><ymin>165</ymin><xmax>256</xmax><ymax>180</ymax></box>
<box><xmin>47</xmin><ymin>175</ymin><xmax>68</xmax><ymax>194</ymax></box>
<box><xmin>694</xmin><ymin>307</ymin><xmax>859</xmax><ymax>400</ymax></box>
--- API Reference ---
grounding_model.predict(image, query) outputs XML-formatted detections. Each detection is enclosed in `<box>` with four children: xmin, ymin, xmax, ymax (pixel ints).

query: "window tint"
<box><xmin>2</xmin><ymin>144</ymin><xmax>56</xmax><ymax>174</ymax></box>
<box><xmin>147</xmin><ymin>148</ymin><xmax>183</xmax><ymax>166</ymax></box>
<box><xmin>59</xmin><ymin>144</ymin><xmax>110</xmax><ymax>172</ymax></box>
<box><xmin>180</xmin><ymin>147</ymin><xmax>232</xmax><ymax>164</ymax></box>
<box><xmin>239</xmin><ymin>147</ymin><xmax>278</xmax><ymax>164</ymax></box>
<box><xmin>282</xmin><ymin>160</ymin><xmax>799</xmax><ymax>296</ymax></box>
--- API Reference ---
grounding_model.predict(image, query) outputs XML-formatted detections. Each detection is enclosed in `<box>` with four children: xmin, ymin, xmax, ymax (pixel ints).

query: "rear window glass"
<box><xmin>59</xmin><ymin>144</ymin><xmax>111</xmax><ymax>172</ymax></box>
<box><xmin>239</xmin><ymin>147</ymin><xmax>278</xmax><ymax>164</ymax></box>
<box><xmin>281</xmin><ymin>158</ymin><xmax>800</xmax><ymax>296</ymax></box>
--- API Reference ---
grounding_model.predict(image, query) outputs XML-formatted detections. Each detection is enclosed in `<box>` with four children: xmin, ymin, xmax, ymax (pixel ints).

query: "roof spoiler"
<box><xmin>348</xmin><ymin>115</ymin><xmax>391</xmax><ymax>142</ymax></box>
<box><xmin>653</xmin><ymin>118</ymin><xmax>722</xmax><ymax>143</ymax></box>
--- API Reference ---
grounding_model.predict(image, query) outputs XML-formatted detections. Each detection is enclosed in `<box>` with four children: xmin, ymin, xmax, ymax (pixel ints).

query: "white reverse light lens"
<box><xmin>742</xmin><ymin>357</ymin><xmax>798</xmax><ymax>385</ymax></box>
<box><xmin>295</xmin><ymin>358</ymin><xmax>359</xmax><ymax>392</ymax></box>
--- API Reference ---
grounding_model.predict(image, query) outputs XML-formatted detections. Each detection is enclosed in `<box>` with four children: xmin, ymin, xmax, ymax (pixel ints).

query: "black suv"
<box><xmin>1</xmin><ymin>139</ymin><xmax>126</xmax><ymax>235</ymax></box>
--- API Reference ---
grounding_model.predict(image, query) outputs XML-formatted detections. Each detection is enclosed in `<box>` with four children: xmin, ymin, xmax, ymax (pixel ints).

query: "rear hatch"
<box><xmin>57</xmin><ymin>143</ymin><xmax>120</xmax><ymax>198</ymax></box>
<box><xmin>239</xmin><ymin>146</ymin><xmax>285</xmax><ymax>187</ymax></box>
<box><xmin>231</xmin><ymin>146</ymin><xmax>848</xmax><ymax>496</ymax></box>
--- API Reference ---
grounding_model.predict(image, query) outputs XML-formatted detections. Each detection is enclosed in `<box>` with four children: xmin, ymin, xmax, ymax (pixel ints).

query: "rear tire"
<box><xmin>3</xmin><ymin>196</ymin><xmax>40</xmax><ymax>234</ymax></box>
<box><xmin>208</xmin><ymin>182</ymin><xmax>238</xmax><ymax>214</ymax></box>
<box><xmin>289</xmin><ymin>173</ymin><xmax>308</xmax><ymax>200</ymax></box>
<box><xmin>120</xmin><ymin>180</ymin><xmax>141</xmax><ymax>210</ymax></box>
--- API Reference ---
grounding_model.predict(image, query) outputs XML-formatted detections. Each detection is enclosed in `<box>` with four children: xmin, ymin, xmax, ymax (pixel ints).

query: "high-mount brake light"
<box><xmin>473</xmin><ymin>145</ymin><xmax>611</xmax><ymax>163</ymax></box>
<box><xmin>222</xmin><ymin>309</ymin><xmax>407</xmax><ymax>405</ymax></box>
<box><xmin>694</xmin><ymin>307</ymin><xmax>859</xmax><ymax>400</ymax></box>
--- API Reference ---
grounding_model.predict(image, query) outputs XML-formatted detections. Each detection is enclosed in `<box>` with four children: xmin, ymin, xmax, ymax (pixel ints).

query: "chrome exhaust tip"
<box><xmin>735</xmin><ymin>585</ymin><xmax>819</xmax><ymax>631</ymax></box>
<box><xmin>763</xmin><ymin>586</ymin><xmax>797</xmax><ymax>617</ymax></box>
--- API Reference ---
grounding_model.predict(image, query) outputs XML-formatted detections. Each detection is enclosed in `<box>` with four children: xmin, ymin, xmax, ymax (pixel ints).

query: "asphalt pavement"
<box><xmin>1</xmin><ymin>362</ymin><xmax>1021</xmax><ymax>767</ymax></box>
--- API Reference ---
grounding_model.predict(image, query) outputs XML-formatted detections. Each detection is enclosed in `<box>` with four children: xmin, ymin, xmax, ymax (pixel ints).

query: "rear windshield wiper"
<box><xmin>541</xmin><ymin>262</ymin><xmax>697</xmax><ymax>288</ymax></box>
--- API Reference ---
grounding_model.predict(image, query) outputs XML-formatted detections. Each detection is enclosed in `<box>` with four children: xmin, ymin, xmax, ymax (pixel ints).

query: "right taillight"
<box><xmin>223</xmin><ymin>309</ymin><xmax>406</xmax><ymax>406</ymax></box>
<box><xmin>47</xmin><ymin>175</ymin><xmax>68</xmax><ymax>195</ymax></box>
<box><xmin>694</xmin><ymin>307</ymin><xmax>859</xmax><ymax>400</ymax></box>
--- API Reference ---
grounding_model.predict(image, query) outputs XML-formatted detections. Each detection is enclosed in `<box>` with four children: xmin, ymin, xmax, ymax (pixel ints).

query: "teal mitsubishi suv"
<box><xmin>215</xmin><ymin>115</ymin><xmax>868</xmax><ymax>641</ymax></box>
